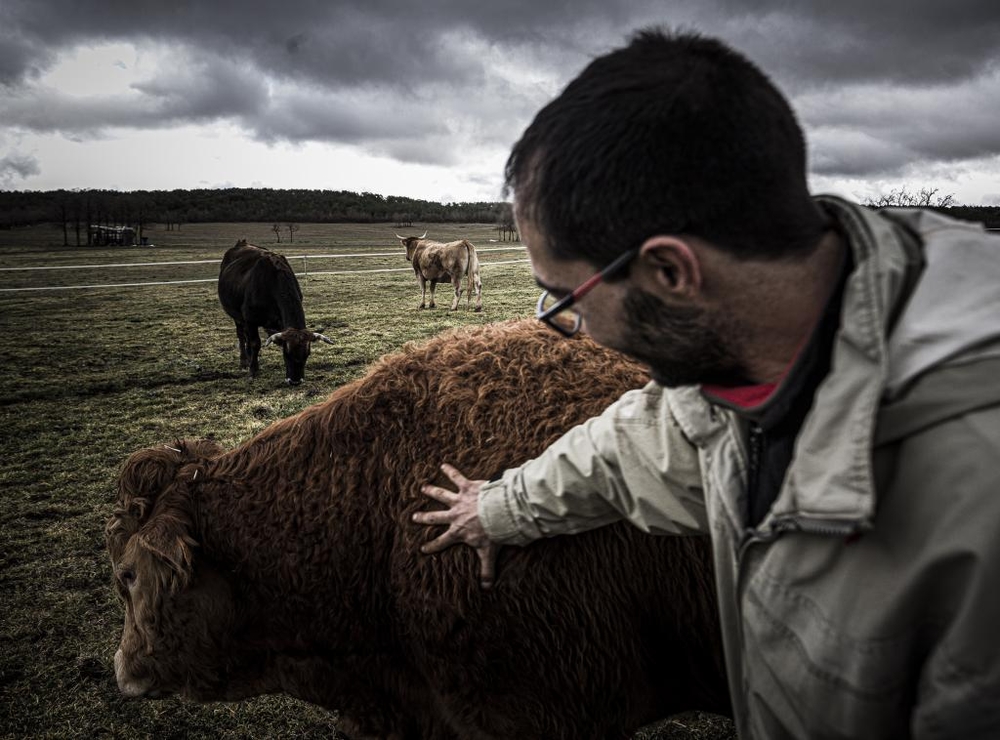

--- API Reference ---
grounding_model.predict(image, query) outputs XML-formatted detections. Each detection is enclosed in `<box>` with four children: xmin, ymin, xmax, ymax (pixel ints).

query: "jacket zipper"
<box><xmin>746</xmin><ymin>422</ymin><xmax>763</xmax><ymax>499</ymax></box>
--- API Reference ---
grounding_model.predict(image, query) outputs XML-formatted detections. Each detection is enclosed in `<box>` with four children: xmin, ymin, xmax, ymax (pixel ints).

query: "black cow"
<box><xmin>218</xmin><ymin>240</ymin><xmax>334</xmax><ymax>385</ymax></box>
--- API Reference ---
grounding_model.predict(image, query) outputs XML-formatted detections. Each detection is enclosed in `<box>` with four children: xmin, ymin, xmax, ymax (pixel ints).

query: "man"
<box><xmin>412</xmin><ymin>28</ymin><xmax>1000</xmax><ymax>739</ymax></box>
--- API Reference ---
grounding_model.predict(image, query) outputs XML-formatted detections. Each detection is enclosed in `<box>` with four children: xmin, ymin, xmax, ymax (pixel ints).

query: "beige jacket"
<box><xmin>479</xmin><ymin>198</ymin><xmax>1000</xmax><ymax>738</ymax></box>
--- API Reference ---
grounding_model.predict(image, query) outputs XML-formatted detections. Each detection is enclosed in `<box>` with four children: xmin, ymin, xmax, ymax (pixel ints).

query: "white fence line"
<box><xmin>3</xmin><ymin>278</ymin><xmax>223</xmax><ymax>292</ymax></box>
<box><xmin>0</xmin><ymin>258</ymin><xmax>531</xmax><ymax>293</ymax></box>
<box><xmin>306</xmin><ymin>258</ymin><xmax>530</xmax><ymax>277</ymax></box>
<box><xmin>1</xmin><ymin>259</ymin><xmax>220</xmax><ymax>271</ymax></box>
<box><xmin>0</xmin><ymin>246</ymin><xmax>526</xmax><ymax>273</ymax></box>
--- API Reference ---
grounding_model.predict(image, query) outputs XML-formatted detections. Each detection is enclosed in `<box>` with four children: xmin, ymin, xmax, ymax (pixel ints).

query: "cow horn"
<box><xmin>312</xmin><ymin>332</ymin><xmax>336</xmax><ymax>345</ymax></box>
<box><xmin>419</xmin><ymin>231</ymin><xmax>427</xmax><ymax>239</ymax></box>
<box><xmin>395</xmin><ymin>233</ymin><xmax>405</xmax><ymax>240</ymax></box>
<box><xmin>264</xmin><ymin>331</ymin><xmax>284</xmax><ymax>347</ymax></box>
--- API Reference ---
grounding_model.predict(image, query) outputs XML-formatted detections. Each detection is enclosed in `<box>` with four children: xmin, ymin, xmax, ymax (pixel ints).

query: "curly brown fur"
<box><xmin>107</xmin><ymin>439</ymin><xmax>223</xmax><ymax>567</ymax></box>
<box><xmin>108</xmin><ymin>319</ymin><xmax>729</xmax><ymax>739</ymax></box>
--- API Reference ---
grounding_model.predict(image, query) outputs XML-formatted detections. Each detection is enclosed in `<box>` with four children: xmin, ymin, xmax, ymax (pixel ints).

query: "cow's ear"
<box><xmin>136</xmin><ymin>479</ymin><xmax>198</xmax><ymax>592</ymax></box>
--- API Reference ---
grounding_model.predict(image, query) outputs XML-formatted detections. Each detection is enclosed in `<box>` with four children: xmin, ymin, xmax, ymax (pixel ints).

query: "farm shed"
<box><xmin>88</xmin><ymin>225</ymin><xmax>136</xmax><ymax>246</ymax></box>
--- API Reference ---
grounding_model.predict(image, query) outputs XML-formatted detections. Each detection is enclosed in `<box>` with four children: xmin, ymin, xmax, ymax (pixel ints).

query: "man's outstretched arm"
<box><xmin>413</xmin><ymin>463</ymin><xmax>501</xmax><ymax>589</ymax></box>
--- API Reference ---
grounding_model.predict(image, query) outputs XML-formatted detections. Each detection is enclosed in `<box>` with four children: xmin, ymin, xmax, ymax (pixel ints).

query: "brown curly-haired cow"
<box><xmin>106</xmin><ymin>318</ymin><xmax>729</xmax><ymax>740</ymax></box>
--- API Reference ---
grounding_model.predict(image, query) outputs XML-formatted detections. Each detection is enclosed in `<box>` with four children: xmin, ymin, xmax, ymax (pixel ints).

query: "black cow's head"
<box><xmin>396</xmin><ymin>232</ymin><xmax>427</xmax><ymax>262</ymax></box>
<box><xmin>264</xmin><ymin>329</ymin><xmax>335</xmax><ymax>385</ymax></box>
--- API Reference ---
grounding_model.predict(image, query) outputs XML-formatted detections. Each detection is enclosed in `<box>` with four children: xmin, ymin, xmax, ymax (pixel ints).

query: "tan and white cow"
<box><xmin>397</xmin><ymin>232</ymin><xmax>483</xmax><ymax>311</ymax></box>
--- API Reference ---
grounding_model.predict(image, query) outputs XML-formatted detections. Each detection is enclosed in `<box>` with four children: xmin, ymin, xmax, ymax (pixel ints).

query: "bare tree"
<box><xmin>287</xmin><ymin>223</ymin><xmax>300</xmax><ymax>243</ymax></box>
<box><xmin>73</xmin><ymin>199</ymin><xmax>82</xmax><ymax>247</ymax></box>
<box><xmin>272</xmin><ymin>223</ymin><xmax>282</xmax><ymax>243</ymax></box>
<box><xmin>85</xmin><ymin>196</ymin><xmax>94</xmax><ymax>246</ymax></box>
<box><xmin>865</xmin><ymin>187</ymin><xmax>956</xmax><ymax>208</ymax></box>
<box><xmin>496</xmin><ymin>203</ymin><xmax>518</xmax><ymax>242</ymax></box>
<box><xmin>55</xmin><ymin>198</ymin><xmax>69</xmax><ymax>246</ymax></box>
<box><xmin>135</xmin><ymin>200</ymin><xmax>146</xmax><ymax>245</ymax></box>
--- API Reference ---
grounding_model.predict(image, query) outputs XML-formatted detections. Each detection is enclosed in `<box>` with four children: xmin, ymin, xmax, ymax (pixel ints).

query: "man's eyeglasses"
<box><xmin>536</xmin><ymin>247</ymin><xmax>640</xmax><ymax>337</ymax></box>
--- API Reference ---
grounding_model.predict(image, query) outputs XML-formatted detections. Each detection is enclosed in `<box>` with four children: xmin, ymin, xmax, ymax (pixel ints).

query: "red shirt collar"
<box><xmin>700</xmin><ymin>382</ymin><xmax>779</xmax><ymax>410</ymax></box>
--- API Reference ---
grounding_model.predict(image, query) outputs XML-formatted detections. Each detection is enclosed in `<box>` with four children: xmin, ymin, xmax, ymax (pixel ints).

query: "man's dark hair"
<box><xmin>504</xmin><ymin>28</ymin><xmax>828</xmax><ymax>267</ymax></box>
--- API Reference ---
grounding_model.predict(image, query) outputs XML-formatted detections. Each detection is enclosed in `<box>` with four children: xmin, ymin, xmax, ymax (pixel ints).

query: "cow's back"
<box><xmin>219</xmin><ymin>242</ymin><xmax>264</xmax><ymax>312</ymax></box>
<box><xmin>378</xmin><ymin>325</ymin><xmax>726</xmax><ymax>732</ymax></box>
<box><xmin>218</xmin><ymin>242</ymin><xmax>300</xmax><ymax>324</ymax></box>
<box><xmin>412</xmin><ymin>239</ymin><xmax>470</xmax><ymax>278</ymax></box>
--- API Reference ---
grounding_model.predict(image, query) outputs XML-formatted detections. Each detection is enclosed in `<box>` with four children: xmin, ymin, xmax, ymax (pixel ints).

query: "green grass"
<box><xmin>0</xmin><ymin>222</ymin><xmax>733</xmax><ymax>739</ymax></box>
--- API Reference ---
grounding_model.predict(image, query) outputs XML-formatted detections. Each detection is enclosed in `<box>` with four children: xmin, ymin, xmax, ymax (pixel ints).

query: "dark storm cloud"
<box><xmin>714</xmin><ymin>0</ymin><xmax>1000</xmax><ymax>87</ymax></box>
<box><xmin>1</xmin><ymin>54</ymin><xmax>268</xmax><ymax>135</ymax></box>
<box><xmin>0</xmin><ymin>26</ymin><xmax>53</xmax><ymax>86</ymax></box>
<box><xmin>249</xmin><ymin>86</ymin><xmax>457</xmax><ymax>165</ymax></box>
<box><xmin>0</xmin><ymin>151</ymin><xmax>40</xmax><ymax>186</ymax></box>
<box><xmin>130</xmin><ymin>55</ymin><xmax>269</xmax><ymax>121</ymax></box>
<box><xmin>1</xmin><ymin>0</ymin><xmax>999</xmax><ymax>185</ymax></box>
<box><xmin>1</xmin><ymin>0</ymin><xmax>618</xmax><ymax>89</ymax></box>
<box><xmin>801</xmin><ymin>75</ymin><xmax>1000</xmax><ymax>177</ymax></box>
<box><xmin>3</xmin><ymin>0</ymin><xmax>999</xmax><ymax>90</ymax></box>
<box><xmin>0</xmin><ymin>0</ymin><xmax>599</xmax><ymax>159</ymax></box>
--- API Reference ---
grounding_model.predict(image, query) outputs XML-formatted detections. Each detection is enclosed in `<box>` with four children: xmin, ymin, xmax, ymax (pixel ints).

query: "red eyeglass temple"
<box><xmin>570</xmin><ymin>270</ymin><xmax>606</xmax><ymax>300</ymax></box>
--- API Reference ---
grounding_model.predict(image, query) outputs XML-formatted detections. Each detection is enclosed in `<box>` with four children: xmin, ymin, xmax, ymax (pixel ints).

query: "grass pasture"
<box><xmin>0</xmin><ymin>222</ymin><xmax>733</xmax><ymax>739</ymax></box>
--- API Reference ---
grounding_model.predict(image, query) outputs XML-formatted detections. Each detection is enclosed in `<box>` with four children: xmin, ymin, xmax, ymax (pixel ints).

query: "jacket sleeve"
<box><xmin>478</xmin><ymin>382</ymin><xmax>708</xmax><ymax>545</ymax></box>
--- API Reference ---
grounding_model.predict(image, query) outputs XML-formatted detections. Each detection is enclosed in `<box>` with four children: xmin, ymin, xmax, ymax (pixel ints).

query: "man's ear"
<box><xmin>638</xmin><ymin>236</ymin><xmax>702</xmax><ymax>295</ymax></box>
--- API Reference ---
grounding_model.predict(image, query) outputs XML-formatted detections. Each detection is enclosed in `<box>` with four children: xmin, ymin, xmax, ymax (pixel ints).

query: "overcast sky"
<box><xmin>1</xmin><ymin>0</ymin><xmax>998</xmax><ymax>205</ymax></box>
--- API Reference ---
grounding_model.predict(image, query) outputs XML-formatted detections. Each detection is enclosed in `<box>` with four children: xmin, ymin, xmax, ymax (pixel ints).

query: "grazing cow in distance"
<box><xmin>397</xmin><ymin>232</ymin><xmax>483</xmax><ymax>311</ymax></box>
<box><xmin>217</xmin><ymin>239</ymin><xmax>334</xmax><ymax>385</ymax></box>
<box><xmin>107</xmin><ymin>319</ymin><xmax>730</xmax><ymax>740</ymax></box>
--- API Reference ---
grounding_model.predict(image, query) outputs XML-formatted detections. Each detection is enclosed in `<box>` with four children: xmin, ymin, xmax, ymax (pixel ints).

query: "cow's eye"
<box><xmin>118</xmin><ymin>567</ymin><xmax>136</xmax><ymax>589</ymax></box>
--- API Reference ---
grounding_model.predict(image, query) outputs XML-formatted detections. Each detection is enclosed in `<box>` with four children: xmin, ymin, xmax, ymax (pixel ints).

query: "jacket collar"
<box><xmin>762</xmin><ymin>196</ymin><xmax>919</xmax><ymax>529</ymax></box>
<box><xmin>670</xmin><ymin>196</ymin><xmax>923</xmax><ymax>532</ymax></box>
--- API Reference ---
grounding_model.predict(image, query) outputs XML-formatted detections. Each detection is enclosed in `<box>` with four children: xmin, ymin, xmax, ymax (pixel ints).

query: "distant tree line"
<box><xmin>0</xmin><ymin>187</ymin><xmax>996</xmax><ymax>243</ymax></box>
<box><xmin>0</xmin><ymin>188</ymin><xmax>517</xmax><ymax>243</ymax></box>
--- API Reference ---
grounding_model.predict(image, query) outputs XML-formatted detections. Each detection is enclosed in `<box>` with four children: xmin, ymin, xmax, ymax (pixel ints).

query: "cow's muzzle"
<box><xmin>114</xmin><ymin>649</ymin><xmax>154</xmax><ymax>698</ymax></box>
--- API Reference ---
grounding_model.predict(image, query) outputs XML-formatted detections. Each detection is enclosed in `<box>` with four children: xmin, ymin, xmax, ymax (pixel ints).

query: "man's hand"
<box><xmin>412</xmin><ymin>463</ymin><xmax>501</xmax><ymax>589</ymax></box>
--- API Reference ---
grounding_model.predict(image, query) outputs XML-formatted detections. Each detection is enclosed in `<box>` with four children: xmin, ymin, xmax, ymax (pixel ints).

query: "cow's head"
<box><xmin>263</xmin><ymin>329</ymin><xmax>335</xmax><ymax>385</ymax></box>
<box><xmin>106</xmin><ymin>440</ymin><xmax>245</xmax><ymax>701</ymax></box>
<box><xmin>396</xmin><ymin>232</ymin><xmax>427</xmax><ymax>262</ymax></box>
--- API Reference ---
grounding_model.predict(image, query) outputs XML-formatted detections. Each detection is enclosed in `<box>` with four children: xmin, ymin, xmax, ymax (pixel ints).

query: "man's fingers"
<box><xmin>420</xmin><ymin>483</ymin><xmax>459</xmax><ymax>505</ymax></box>
<box><xmin>440</xmin><ymin>463</ymin><xmax>470</xmax><ymax>488</ymax></box>
<box><xmin>421</xmin><ymin>530</ymin><xmax>459</xmax><ymax>554</ymax></box>
<box><xmin>415</xmin><ymin>463</ymin><xmax>497</xmax><ymax>586</ymax></box>
<box><xmin>477</xmin><ymin>545</ymin><xmax>498</xmax><ymax>590</ymax></box>
<box><xmin>411</xmin><ymin>509</ymin><xmax>452</xmax><ymax>526</ymax></box>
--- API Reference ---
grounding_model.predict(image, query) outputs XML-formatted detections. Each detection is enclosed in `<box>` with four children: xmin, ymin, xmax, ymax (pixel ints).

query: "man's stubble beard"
<box><xmin>619</xmin><ymin>288</ymin><xmax>749</xmax><ymax>388</ymax></box>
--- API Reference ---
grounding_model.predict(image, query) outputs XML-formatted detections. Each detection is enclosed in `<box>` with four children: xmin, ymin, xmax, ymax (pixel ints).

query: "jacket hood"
<box><xmin>879</xmin><ymin>207</ymin><xmax>1000</xmax><ymax>401</ymax></box>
